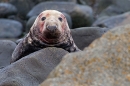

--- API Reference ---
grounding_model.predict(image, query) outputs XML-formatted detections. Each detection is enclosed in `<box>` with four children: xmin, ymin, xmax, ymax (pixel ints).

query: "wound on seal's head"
<box><xmin>33</xmin><ymin>10</ymin><xmax>70</xmax><ymax>44</ymax></box>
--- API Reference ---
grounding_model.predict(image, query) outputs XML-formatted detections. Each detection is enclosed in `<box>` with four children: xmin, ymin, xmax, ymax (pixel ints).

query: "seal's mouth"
<box><xmin>44</xmin><ymin>24</ymin><xmax>60</xmax><ymax>39</ymax></box>
<box><xmin>39</xmin><ymin>25</ymin><xmax>62</xmax><ymax>44</ymax></box>
<box><xmin>44</xmin><ymin>30</ymin><xmax>61</xmax><ymax>39</ymax></box>
<box><xmin>42</xmin><ymin>33</ymin><xmax>63</xmax><ymax>44</ymax></box>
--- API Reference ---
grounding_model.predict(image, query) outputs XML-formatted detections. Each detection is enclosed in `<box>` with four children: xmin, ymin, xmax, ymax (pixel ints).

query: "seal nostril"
<box><xmin>46</xmin><ymin>26</ymin><xmax>57</xmax><ymax>32</ymax></box>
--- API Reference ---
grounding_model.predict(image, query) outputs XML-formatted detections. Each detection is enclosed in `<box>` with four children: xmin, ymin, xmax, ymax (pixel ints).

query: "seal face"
<box><xmin>34</xmin><ymin>10</ymin><xmax>66</xmax><ymax>44</ymax></box>
<box><xmin>11</xmin><ymin>10</ymin><xmax>80</xmax><ymax>63</ymax></box>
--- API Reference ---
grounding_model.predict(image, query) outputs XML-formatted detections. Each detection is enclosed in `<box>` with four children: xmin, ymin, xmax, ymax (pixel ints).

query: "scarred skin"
<box><xmin>11</xmin><ymin>10</ymin><xmax>80</xmax><ymax>63</ymax></box>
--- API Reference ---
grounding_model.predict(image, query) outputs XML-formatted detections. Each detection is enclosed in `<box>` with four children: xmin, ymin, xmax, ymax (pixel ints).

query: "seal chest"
<box><xmin>11</xmin><ymin>10</ymin><xmax>80</xmax><ymax>63</ymax></box>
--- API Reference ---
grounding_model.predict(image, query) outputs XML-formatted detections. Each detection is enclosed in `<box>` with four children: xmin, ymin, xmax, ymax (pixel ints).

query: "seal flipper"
<box><xmin>11</xmin><ymin>38</ymin><xmax>36</xmax><ymax>63</ymax></box>
<box><xmin>60</xmin><ymin>36</ymin><xmax>81</xmax><ymax>53</ymax></box>
<box><xmin>68</xmin><ymin>42</ymin><xmax>81</xmax><ymax>52</ymax></box>
<box><xmin>66</xmin><ymin>36</ymin><xmax>81</xmax><ymax>52</ymax></box>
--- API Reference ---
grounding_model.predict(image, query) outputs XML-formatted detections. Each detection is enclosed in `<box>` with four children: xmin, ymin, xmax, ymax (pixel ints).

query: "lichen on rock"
<box><xmin>40</xmin><ymin>24</ymin><xmax>130</xmax><ymax>86</ymax></box>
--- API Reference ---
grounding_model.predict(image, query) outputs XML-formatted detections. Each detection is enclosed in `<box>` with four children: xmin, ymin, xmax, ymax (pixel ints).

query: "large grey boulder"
<box><xmin>71</xmin><ymin>27</ymin><xmax>106</xmax><ymax>50</ymax></box>
<box><xmin>98</xmin><ymin>0</ymin><xmax>130</xmax><ymax>18</ymax></box>
<box><xmin>0</xmin><ymin>3</ymin><xmax>17</xmax><ymax>18</ymax></box>
<box><xmin>33</xmin><ymin>0</ymin><xmax>77</xmax><ymax>4</ymax></box>
<box><xmin>27</xmin><ymin>1</ymin><xmax>94</xmax><ymax>28</ymax></box>
<box><xmin>26</xmin><ymin>16</ymin><xmax>37</xmax><ymax>32</ymax></box>
<box><xmin>0</xmin><ymin>40</ymin><xmax>16</xmax><ymax>69</ymax></box>
<box><xmin>77</xmin><ymin>0</ymin><xmax>112</xmax><ymax>14</ymax></box>
<box><xmin>98</xmin><ymin>5</ymin><xmax>124</xmax><ymax>17</ymax></box>
<box><xmin>93</xmin><ymin>12</ymin><xmax>130</xmax><ymax>30</ymax></box>
<box><xmin>62</xmin><ymin>12</ymin><xmax>72</xmax><ymax>29</ymax></box>
<box><xmin>9</xmin><ymin>0</ymin><xmax>35</xmax><ymax>17</ymax></box>
<box><xmin>0</xmin><ymin>47</ymin><xmax>68</xmax><ymax>86</ymax></box>
<box><xmin>0</xmin><ymin>19</ymin><xmax>23</xmax><ymax>38</ymax></box>
<box><xmin>112</xmin><ymin>0</ymin><xmax>130</xmax><ymax>12</ymax></box>
<box><xmin>40</xmin><ymin>24</ymin><xmax>130</xmax><ymax>86</ymax></box>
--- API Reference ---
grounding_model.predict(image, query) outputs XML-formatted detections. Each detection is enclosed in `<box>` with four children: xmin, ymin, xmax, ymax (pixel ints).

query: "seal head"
<box><xmin>31</xmin><ymin>10</ymin><xmax>70</xmax><ymax>44</ymax></box>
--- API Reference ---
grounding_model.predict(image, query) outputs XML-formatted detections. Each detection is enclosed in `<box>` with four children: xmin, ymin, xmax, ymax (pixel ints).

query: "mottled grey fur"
<box><xmin>11</xmin><ymin>26</ymin><xmax>80</xmax><ymax>63</ymax></box>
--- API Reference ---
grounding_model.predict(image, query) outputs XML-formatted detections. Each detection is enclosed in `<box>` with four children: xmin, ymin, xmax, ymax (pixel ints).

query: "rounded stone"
<box><xmin>0</xmin><ymin>19</ymin><xmax>23</xmax><ymax>38</ymax></box>
<box><xmin>0</xmin><ymin>3</ymin><xmax>17</xmax><ymax>18</ymax></box>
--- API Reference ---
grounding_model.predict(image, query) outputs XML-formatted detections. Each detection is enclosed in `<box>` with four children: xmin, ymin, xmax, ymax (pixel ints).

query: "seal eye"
<box><xmin>58</xmin><ymin>17</ymin><xmax>62</xmax><ymax>22</ymax></box>
<box><xmin>41</xmin><ymin>17</ymin><xmax>46</xmax><ymax>21</ymax></box>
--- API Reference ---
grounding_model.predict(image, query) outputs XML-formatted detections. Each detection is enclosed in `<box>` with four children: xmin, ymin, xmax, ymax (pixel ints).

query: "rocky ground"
<box><xmin>0</xmin><ymin>0</ymin><xmax>130</xmax><ymax>86</ymax></box>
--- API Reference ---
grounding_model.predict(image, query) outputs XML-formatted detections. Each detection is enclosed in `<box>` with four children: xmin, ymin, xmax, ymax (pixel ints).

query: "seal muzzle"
<box><xmin>46</xmin><ymin>25</ymin><xmax>58</xmax><ymax>32</ymax></box>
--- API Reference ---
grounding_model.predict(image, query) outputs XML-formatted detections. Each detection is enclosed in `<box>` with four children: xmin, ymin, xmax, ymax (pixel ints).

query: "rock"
<box><xmin>62</xmin><ymin>12</ymin><xmax>72</xmax><ymax>28</ymax></box>
<box><xmin>97</xmin><ymin>0</ymin><xmax>130</xmax><ymax>18</ymax></box>
<box><xmin>112</xmin><ymin>0</ymin><xmax>130</xmax><ymax>12</ymax></box>
<box><xmin>26</xmin><ymin>16</ymin><xmax>37</xmax><ymax>32</ymax></box>
<box><xmin>0</xmin><ymin>19</ymin><xmax>23</xmax><ymax>38</ymax></box>
<box><xmin>27</xmin><ymin>1</ymin><xmax>94</xmax><ymax>28</ymax></box>
<box><xmin>7</xmin><ymin>15</ymin><xmax>26</xmax><ymax>31</ymax></box>
<box><xmin>71</xmin><ymin>4</ymin><xmax>94</xmax><ymax>28</ymax></box>
<box><xmin>71</xmin><ymin>27</ymin><xmax>106</xmax><ymax>50</ymax></box>
<box><xmin>40</xmin><ymin>24</ymin><xmax>130</xmax><ymax>86</ymax></box>
<box><xmin>0</xmin><ymin>40</ymin><xmax>16</xmax><ymax>69</ymax></box>
<box><xmin>0</xmin><ymin>47</ymin><xmax>68</xmax><ymax>86</ymax></box>
<box><xmin>9</xmin><ymin>0</ymin><xmax>35</xmax><ymax>17</ymax></box>
<box><xmin>0</xmin><ymin>0</ymin><xmax>10</xmax><ymax>3</ymax></box>
<box><xmin>77</xmin><ymin>0</ymin><xmax>112</xmax><ymax>14</ymax></box>
<box><xmin>93</xmin><ymin>12</ymin><xmax>130</xmax><ymax>30</ymax></box>
<box><xmin>0</xmin><ymin>0</ymin><xmax>77</xmax><ymax>3</ymax></box>
<box><xmin>0</xmin><ymin>3</ymin><xmax>17</xmax><ymax>18</ymax></box>
<box><xmin>94</xmin><ymin>0</ymin><xmax>112</xmax><ymax>13</ymax></box>
<box><xmin>98</xmin><ymin>5</ymin><xmax>124</xmax><ymax>18</ymax></box>
<box><xmin>92</xmin><ymin>16</ymin><xmax>109</xmax><ymax>25</ymax></box>
<box><xmin>33</xmin><ymin>0</ymin><xmax>77</xmax><ymax>4</ymax></box>
<box><xmin>0</xmin><ymin>38</ymin><xmax>18</xmax><ymax>43</ymax></box>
